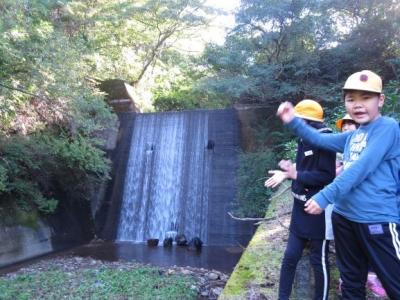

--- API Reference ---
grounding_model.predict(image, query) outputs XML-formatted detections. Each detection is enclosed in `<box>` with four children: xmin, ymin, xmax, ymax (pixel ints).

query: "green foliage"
<box><xmin>0</xmin><ymin>200</ymin><xmax>39</xmax><ymax>228</ymax></box>
<box><xmin>200</xmin><ymin>0</ymin><xmax>400</xmax><ymax>104</ymax></box>
<box><xmin>235</xmin><ymin>150</ymin><xmax>277</xmax><ymax>218</ymax></box>
<box><xmin>0</xmin><ymin>0</ymin><xmax>225</xmax><ymax>215</ymax></box>
<box><xmin>382</xmin><ymin>79</ymin><xmax>400</xmax><ymax>120</ymax></box>
<box><xmin>152</xmin><ymin>50</ymin><xmax>231</xmax><ymax>111</ymax></box>
<box><xmin>282</xmin><ymin>140</ymin><xmax>297</xmax><ymax>162</ymax></box>
<box><xmin>0</xmin><ymin>266</ymin><xmax>197</xmax><ymax>300</ymax></box>
<box><xmin>0</xmin><ymin>163</ymin><xmax>8</xmax><ymax>193</ymax></box>
<box><xmin>247</xmin><ymin>115</ymin><xmax>292</xmax><ymax>151</ymax></box>
<box><xmin>0</xmin><ymin>0</ymin><xmax>217</xmax><ymax>124</ymax></box>
<box><xmin>51</xmin><ymin>135</ymin><xmax>110</xmax><ymax>177</ymax></box>
<box><xmin>234</xmin><ymin>109</ymin><xmax>295</xmax><ymax>217</ymax></box>
<box><xmin>153</xmin><ymin>81</ymin><xmax>230</xmax><ymax>111</ymax></box>
<box><xmin>0</xmin><ymin>0</ymin><xmax>398</xmax><ymax>217</ymax></box>
<box><xmin>0</xmin><ymin>133</ymin><xmax>110</xmax><ymax>214</ymax></box>
<box><xmin>211</xmin><ymin>0</ymin><xmax>399</xmax><ymax>222</ymax></box>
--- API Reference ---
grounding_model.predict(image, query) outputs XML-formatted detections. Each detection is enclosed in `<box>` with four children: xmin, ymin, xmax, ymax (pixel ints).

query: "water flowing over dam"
<box><xmin>115</xmin><ymin>109</ymin><xmax>252</xmax><ymax>246</ymax></box>
<box><xmin>117</xmin><ymin>111</ymin><xmax>211</xmax><ymax>242</ymax></box>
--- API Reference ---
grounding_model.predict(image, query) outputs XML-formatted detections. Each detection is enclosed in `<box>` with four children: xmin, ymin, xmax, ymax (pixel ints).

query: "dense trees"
<box><xmin>0</xmin><ymin>0</ymin><xmax>216</xmax><ymax>214</ymax></box>
<box><xmin>199</xmin><ymin>0</ymin><xmax>399</xmax><ymax>105</ymax></box>
<box><xmin>0</xmin><ymin>0</ymin><xmax>398</xmax><ymax>217</ymax></box>
<box><xmin>193</xmin><ymin>0</ymin><xmax>399</xmax><ymax>217</ymax></box>
<box><xmin>154</xmin><ymin>1</ymin><xmax>399</xmax><ymax>113</ymax></box>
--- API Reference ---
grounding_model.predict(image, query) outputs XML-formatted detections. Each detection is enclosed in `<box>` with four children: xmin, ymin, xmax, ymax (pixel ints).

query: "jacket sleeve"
<box><xmin>297</xmin><ymin>146</ymin><xmax>336</xmax><ymax>187</ymax></box>
<box><xmin>288</xmin><ymin>117</ymin><xmax>349</xmax><ymax>153</ymax></box>
<box><xmin>314</xmin><ymin>120</ymin><xmax>400</xmax><ymax>209</ymax></box>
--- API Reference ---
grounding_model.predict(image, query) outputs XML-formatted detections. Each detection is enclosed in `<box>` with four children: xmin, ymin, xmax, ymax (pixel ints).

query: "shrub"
<box><xmin>0</xmin><ymin>132</ymin><xmax>110</xmax><ymax>214</ymax></box>
<box><xmin>235</xmin><ymin>150</ymin><xmax>277</xmax><ymax>217</ymax></box>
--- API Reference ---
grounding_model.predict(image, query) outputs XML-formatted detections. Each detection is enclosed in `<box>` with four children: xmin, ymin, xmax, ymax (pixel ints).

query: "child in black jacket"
<box><xmin>265</xmin><ymin>99</ymin><xmax>336</xmax><ymax>300</ymax></box>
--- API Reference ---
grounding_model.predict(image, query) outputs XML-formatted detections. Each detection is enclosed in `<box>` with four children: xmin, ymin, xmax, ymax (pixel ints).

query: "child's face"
<box><xmin>344</xmin><ymin>90</ymin><xmax>384</xmax><ymax>125</ymax></box>
<box><xmin>341</xmin><ymin>120</ymin><xmax>357</xmax><ymax>132</ymax></box>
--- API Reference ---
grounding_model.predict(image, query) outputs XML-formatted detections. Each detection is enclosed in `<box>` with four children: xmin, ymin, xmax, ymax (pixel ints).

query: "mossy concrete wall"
<box><xmin>0</xmin><ymin>197</ymin><xmax>94</xmax><ymax>268</ymax></box>
<box><xmin>0</xmin><ymin>219</ymin><xmax>52</xmax><ymax>268</ymax></box>
<box><xmin>219</xmin><ymin>183</ymin><xmax>291</xmax><ymax>299</ymax></box>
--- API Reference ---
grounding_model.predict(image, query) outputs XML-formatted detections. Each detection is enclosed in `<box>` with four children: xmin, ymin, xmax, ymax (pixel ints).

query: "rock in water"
<box><xmin>175</xmin><ymin>234</ymin><xmax>187</xmax><ymax>246</ymax></box>
<box><xmin>163</xmin><ymin>237</ymin><xmax>173</xmax><ymax>247</ymax></box>
<box><xmin>187</xmin><ymin>237</ymin><xmax>203</xmax><ymax>251</ymax></box>
<box><xmin>147</xmin><ymin>239</ymin><xmax>159</xmax><ymax>247</ymax></box>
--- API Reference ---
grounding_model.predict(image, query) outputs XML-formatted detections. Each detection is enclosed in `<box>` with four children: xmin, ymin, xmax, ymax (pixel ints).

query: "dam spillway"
<box><xmin>112</xmin><ymin>109</ymin><xmax>252</xmax><ymax>246</ymax></box>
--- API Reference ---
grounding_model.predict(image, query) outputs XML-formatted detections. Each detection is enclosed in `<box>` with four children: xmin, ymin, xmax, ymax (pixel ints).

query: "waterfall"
<box><xmin>117</xmin><ymin>111</ymin><xmax>211</xmax><ymax>243</ymax></box>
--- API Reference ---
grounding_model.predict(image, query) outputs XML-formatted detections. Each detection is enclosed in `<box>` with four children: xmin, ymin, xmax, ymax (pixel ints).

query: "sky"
<box><xmin>175</xmin><ymin>0</ymin><xmax>241</xmax><ymax>53</ymax></box>
<box><xmin>205</xmin><ymin>0</ymin><xmax>240</xmax><ymax>44</ymax></box>
<box><xmin>206</xmin><ymin>0</ymin><xmax>241</xmax><ymax>12</ymax></box>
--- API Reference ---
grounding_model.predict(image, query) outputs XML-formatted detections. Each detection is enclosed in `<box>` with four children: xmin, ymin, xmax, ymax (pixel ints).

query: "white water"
<box><xmin>117</xmin><ymin>111</ymin><xmax>211</xmax><ymax>243</ymax></box>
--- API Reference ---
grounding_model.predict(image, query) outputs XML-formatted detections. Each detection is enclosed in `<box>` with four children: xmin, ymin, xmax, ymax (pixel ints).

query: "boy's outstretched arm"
<box><xmin>309</xmin><ymin>119</ymin><xmax>400</xmax><ymax>212</ymax></box>
<box><xmin>276</xmin><ymin>102</ymin><xmax>349</xmax><ymax>153</ymax></box>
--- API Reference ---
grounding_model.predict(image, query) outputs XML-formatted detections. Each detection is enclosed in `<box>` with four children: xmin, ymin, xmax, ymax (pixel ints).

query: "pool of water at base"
<box><xmin>69</xmin><ymin>241</ymin><xmax>245</xmax><ymax>273</ymax></box>
<box><xmin>0</xmin><ymin>241</ymin><xmax>245</xmax><ymax>275</ymax></box>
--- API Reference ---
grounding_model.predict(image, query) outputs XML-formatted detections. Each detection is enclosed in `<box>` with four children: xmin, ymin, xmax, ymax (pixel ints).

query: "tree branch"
<box><xmin>0</xmin><ymin>82</ymin><xmax>46</xmax><ymax>100</ymax></box>
<box><xmin>228</xmin><ymin>185</ymin><xmax>291</xmax><ymax>223</ymax></box>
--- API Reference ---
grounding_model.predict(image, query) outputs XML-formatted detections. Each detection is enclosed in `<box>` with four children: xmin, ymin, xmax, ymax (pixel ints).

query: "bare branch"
<box><xmin>227</xmin><ymin>185</ymin><xmax>291</xmax><ymax>224</ymax></box>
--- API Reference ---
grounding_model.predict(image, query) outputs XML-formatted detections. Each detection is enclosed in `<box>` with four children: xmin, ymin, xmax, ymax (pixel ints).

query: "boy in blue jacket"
<box><xmin>265</xmin><ymin>99</ymin><xmax>336</xmax><ymax>300</ymax></box>
<box><xmin>276</xmin><ymin>70</ymin><xmax>400</xmax><ymax>299</ymax></box>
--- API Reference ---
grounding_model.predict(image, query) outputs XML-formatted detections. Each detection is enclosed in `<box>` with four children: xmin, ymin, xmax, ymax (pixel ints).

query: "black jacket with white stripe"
<box><xmin>290</xmin><ymin>120</ymin><xmax>336</xmax><ymax>239</ymax></box>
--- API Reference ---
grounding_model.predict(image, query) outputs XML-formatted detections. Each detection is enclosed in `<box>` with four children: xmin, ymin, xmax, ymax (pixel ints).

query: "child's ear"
<box><xmin>378</xmin><ymin>94</ymin><xmax>385</xmax><ymax>108</ymax></box>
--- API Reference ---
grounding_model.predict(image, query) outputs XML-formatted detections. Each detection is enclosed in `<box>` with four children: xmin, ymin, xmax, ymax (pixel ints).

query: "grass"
<box><xmin>0</xmin><ymin>265</ymin><xmax>197</xmax><ymax>300</ymax></box>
